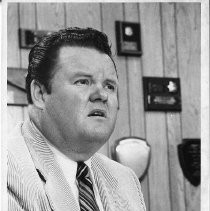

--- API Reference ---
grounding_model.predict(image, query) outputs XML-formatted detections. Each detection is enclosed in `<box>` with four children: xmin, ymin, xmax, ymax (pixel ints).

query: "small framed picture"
<box><xmin>115</xmin><ymin>21</ymin><xmax>142</xmax><ymax>56</ymax></box>
<box><xmin>143</xmin><ymin>77</ymin><xmax>182</xmax><ymax>111</ymax></box>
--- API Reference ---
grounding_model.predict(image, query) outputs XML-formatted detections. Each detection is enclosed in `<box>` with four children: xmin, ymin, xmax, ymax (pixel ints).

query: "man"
<box><xmin>7</xmin><ymin>27</ymin><xmax>146</xmax><ymax>211</ymax></box>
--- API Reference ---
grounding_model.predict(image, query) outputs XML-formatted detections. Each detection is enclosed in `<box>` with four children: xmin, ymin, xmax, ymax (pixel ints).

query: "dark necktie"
<box><xmin>76</xmin><ymin>162</ymin><xmax>100</xmax><ymax>211</ymax></box>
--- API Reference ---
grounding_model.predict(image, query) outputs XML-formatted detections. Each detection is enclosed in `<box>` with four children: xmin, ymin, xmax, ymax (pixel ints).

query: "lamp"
<box><xmin>112</xmin><ymin>137</ymin><xmax>151</xmax><ymax>181</ymax></box>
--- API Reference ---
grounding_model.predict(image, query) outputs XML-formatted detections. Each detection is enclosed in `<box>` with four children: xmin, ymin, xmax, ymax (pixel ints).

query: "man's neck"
<box><xmin>28</xmin><ymin>112</ymin><xmax>95</xmax><ymax>162</ymax></box>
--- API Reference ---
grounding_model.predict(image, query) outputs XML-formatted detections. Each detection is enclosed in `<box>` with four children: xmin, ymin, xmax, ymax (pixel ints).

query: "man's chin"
<box><xmin>70</xmin><ymin>131</ymin><xmax>109</xmax><ymax>157</ymax></box>
<box><xmin>82</xmin><ymin>128</ymin><xmax>112</xmax><ymax>144</ymax></box>
<box><xmin>89</xmin><ymin>132</ymin><xmax>110</xmax><ymax>143</ymax></box>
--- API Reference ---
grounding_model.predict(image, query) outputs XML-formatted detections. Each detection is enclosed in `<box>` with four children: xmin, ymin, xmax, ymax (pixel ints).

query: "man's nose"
<box><xmin>89</xmin><ymin>84</ymin><xmax>108</xmax><ymax>103</ymax></box>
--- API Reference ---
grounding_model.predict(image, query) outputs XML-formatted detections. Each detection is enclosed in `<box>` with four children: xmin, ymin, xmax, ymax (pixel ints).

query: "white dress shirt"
<box><xmin>46</xmin><ymin>141</ymin><xmax>104</xmax><ymax>211</ymax></box>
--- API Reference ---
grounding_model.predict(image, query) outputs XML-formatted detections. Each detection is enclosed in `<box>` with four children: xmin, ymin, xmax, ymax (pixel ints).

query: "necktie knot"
<box><xmin>76</xmin><ymin>162</ymin><xmax>88</xmax><ymax>181</ymax></box>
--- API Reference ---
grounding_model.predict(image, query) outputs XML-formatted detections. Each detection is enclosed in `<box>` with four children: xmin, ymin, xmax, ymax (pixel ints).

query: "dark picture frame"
<box><xmin>115</xmin><ymin>21</ymin><xmax>142</xmax><ymax>56</ymax></box>
<box><xmin>143</xmin><ymin>77</ymin><xmax>182</xmax><ymax>111</ymax></box>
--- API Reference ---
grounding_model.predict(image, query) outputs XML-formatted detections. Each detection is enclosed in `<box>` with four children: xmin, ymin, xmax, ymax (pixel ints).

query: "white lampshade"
<box><xmin>114</xmin><ymin>137</ymin><xmax>151</xmax><ymax>180</ymax></box>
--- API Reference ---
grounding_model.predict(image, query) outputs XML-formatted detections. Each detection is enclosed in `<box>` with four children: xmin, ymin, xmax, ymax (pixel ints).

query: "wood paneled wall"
<box><xmin>7</xmin><ymin>3</ymin><xmax>201</xmax><ymax>211</ymax></box>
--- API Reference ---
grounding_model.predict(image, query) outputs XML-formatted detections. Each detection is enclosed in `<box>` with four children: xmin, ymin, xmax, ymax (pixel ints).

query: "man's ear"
<box><xmin>30</xmin><ymin>80</ymin><xmax>48</xmax><ymax>109</ymax></box>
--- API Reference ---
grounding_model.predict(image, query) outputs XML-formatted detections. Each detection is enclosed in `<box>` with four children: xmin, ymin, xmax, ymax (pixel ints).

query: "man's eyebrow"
<box><xmin>105</xmin><ymin>78</ymin><xmax>119</xmax><ymax>86</ymax></box>
<box><xmin>71</xmin><ymin>72</ymin><xmax>92</xmax><ymax>78</ymax></box>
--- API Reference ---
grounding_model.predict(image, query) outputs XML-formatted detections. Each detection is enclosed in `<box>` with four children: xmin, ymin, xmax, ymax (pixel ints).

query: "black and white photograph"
<box><xmin>1</xmin><ymin>1</ymin><xmax>209</xmax><ymax>211</ymax></box>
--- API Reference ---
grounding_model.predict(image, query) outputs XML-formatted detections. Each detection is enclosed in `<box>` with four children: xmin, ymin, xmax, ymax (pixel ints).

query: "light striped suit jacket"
<box><xmin>7</xmin><ymin>120</ymin><xmax>146</xmax><ymax>211</ymax></box>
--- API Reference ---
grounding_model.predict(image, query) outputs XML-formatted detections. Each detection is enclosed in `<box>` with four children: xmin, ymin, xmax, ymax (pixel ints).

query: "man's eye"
<box><xmin>74</xmin><ymin>79</ymin><xmax>90</xmax><ymax>86</ymax></box>
<box><xmin>105</xmin><ymin>83</ymin><xmax>115</xmax><ymax>91</ymax></box>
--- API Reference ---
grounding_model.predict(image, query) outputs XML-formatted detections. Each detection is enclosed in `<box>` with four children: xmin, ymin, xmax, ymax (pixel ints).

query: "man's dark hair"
<box><xmin>26</xmin><ymin>27</ymin><xmax>117</xmax><ymax>104</ymax></box>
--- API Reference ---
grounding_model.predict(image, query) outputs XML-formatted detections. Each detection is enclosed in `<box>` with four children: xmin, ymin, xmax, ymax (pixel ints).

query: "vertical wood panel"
<box><xmin>36</xmin><ymin>3</ymin><xmax>65</xmax><ymax>31</ymax></box>
<box><xmin>65</xmin><ymin>3</ymin><xmax>109</xmax><ymax>156</ymax></box>
<box><xmin>176</xmin><ymin>3</ymin><xmax>201</xmax><ymax>211</ymax></box>
<box><xmin>65</xmin><ymin>3</ymin><xmax>101</xmax><ymax>30</ymax></box>
<box><xmin>176</xmin><ymin>3</ymin><xmax>201</xmax><ymax>139</ymax></box>
<box><xmin>19</xmin><ymin>3</ymin><xmax>36</xmax><ymax>69</ymax></box>
<box><xmin>161</xmin><ymin>3</ymin><xmax>185</xmax><ymax>211</ymax></box>
<box><xmin>124</xmin><ymin>3</ymin><xmax>149</xmax><ymax>210</ymax></box>
<box><xmin>124</xmin><ymin>3</ymin><xmax>145</xmax><ymax>140</ymax></box>
<box><xmin>101</xmin><ymin>3</ymin><xmax>130</xmax><ymax>157</ymax></box>
<box><xmin>139</xmin><ymin>3</ymin><xmax>171</xmax><ymax>211</ymax></box>
<box><xmin>7</xmin><ymin>3</ymin><xmax>20</xmax><ymax>68</ymax></box>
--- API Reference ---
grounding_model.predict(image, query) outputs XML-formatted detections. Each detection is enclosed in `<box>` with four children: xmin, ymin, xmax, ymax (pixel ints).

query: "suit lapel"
<box><xmin>91</xmin><ymin>154</ymin><xmax>130</xmax><ymax>211</ymax></box>
<box><xmin>22</xmin><ymin>120</ymin><xmax>80</xmax><ymax>211</ymax></box>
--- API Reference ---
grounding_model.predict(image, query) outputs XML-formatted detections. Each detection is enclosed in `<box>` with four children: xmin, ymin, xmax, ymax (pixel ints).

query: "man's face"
<box><xmin>42</xmin><ymin>46</ymin><xmax>118</xmax><ymax>155</ymax></box>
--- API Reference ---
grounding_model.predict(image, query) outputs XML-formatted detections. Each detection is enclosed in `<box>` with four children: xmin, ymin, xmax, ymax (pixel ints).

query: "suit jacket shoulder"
<box><xmin>7</xmin><ymin>123</ymin><xmax>52</xmax><ymax>211</ymax></box>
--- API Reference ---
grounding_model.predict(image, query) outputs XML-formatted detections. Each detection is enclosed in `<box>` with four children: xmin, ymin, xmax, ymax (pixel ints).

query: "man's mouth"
<box><xmin>88</xmin><ymin>109</ymin><xmax>107</xmax><ymax>118</ymax></box>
